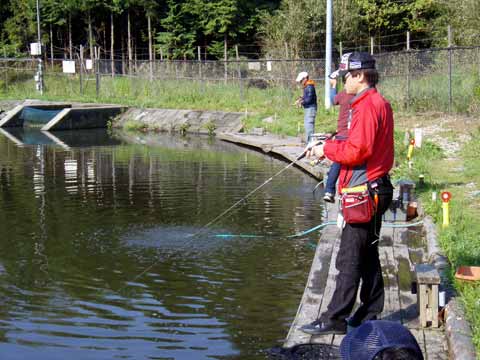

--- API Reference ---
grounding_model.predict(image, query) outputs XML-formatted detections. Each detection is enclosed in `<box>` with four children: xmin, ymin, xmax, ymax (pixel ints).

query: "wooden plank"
<box><xmin>423</xmin><ymin>330</ymin><xmax>448</xmax><ymax>360</ymax></box>
<box><xmin>415</xmin><ymin>264</ymin><xmax>441</xmax><ymax>284</ymax></box>
<box><xmin>283</xmin><ymin>218</ymin><xmax>340</xmax><ymax>348</ymax></box>
<box><xmin>393</xmin><ymin>228</ymin><xmax>420</xmax><ymax>328</ymax></box>
<box><xmin>410</xmin><ymin>329</ymin><xmax>426</xmax><ymax>357</ymax></box>
<box><xmin>310</xmin><ymin>229</ymin><xmax>341</xmax><ymax>346</ymax></box>
<box><xmin>378</xmin><ymin>226</ymin><xmax>402</xmax><ymax>322</ymax></box>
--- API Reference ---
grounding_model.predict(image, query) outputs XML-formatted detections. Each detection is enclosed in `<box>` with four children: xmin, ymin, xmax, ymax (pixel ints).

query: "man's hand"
<box><xmin>294</xmin><ymin>97</ymin><xmax>303</xmax><ymax>108</ymax></box>
<box><xmin>306</xmin><ymin>143</ymin><xmax>325</xmax><ymax>159</ymax></box>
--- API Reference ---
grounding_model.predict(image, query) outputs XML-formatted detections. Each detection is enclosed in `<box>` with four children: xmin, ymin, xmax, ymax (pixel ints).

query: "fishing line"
<box><xmin>119</xmin><ymin>141</ymin><xmax>326</xmax><ymax>292</ymax></box>
<box><xmin>212</xmin><ymin>219</ymin><xmax>425</xmax><ymax>240</ymax></box>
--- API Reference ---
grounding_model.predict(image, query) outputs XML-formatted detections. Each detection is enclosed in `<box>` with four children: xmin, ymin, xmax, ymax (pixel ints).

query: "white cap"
<box><xmin>328</xmin><ymin>70</ymin><xmax>340</xmax><ymax>79</ymax></box>
<box><xmin>296</xmin><ymin>71</ymin><xmax>308</xmax><ymax>82</ymax></box>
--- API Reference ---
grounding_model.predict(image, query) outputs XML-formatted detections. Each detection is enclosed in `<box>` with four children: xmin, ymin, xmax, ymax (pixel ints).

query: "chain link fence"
<box><xmin>1</xmin><ymin>46</ymin><xmax>479</xmax><ymax>114</ymax></box>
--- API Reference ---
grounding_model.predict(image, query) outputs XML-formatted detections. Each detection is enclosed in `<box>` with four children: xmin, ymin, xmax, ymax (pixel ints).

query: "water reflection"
<box><xmin>0</xmin><ymin>129</ymin><xmax>324</xmax><ymax>359</ymax></box>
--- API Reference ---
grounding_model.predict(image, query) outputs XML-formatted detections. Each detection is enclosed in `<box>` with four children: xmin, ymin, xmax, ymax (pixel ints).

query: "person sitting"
<box><xmin>340</xmin><ymin>320</ymin><xmax>424</xmax><ymax>360</ymax></box>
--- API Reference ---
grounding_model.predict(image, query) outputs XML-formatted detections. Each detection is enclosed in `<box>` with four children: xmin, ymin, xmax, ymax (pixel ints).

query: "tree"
<box><xmin>2</xmin><ymin>0</ymin><xmax>36</xmax><ymax>55</ymax></box>
<box><xmin>157</xmin><ymin>0</ymin><xmax>196</xmax><ymax>59</ymax></box>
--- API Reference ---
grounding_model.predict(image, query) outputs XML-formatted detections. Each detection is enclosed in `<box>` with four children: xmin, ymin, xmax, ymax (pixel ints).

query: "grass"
<box><xmin>393</xmin><ymin>121</ymin><xmax>480</xmax><ymax>354</ymax></box>
<box><xmin>0</xmin><ymin>71</ymin><xmax>338</xmax><ymax>138</ymax></box>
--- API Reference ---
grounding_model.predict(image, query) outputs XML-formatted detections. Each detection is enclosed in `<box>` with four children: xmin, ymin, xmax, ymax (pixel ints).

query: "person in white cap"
<box><xmin>295</xmin><ymin>71</ymin><xmax>317</xmax><ymax>143</ymax></box>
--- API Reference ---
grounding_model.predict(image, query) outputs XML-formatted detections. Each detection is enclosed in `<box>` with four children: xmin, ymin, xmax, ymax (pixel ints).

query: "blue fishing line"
<box><xmin>213</xmin><ymin>220</ymin><xmax>424</xmax><ymax>239</ymax></box>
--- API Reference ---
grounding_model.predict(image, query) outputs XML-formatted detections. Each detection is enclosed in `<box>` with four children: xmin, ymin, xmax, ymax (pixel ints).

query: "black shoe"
<box><xmin>323</xmin><ymin>192</ymin><xmax>335</xmax><ymax>203</ymax></box>
<box><xmin>347</xmin><ymin>315</ymin><xmax>378</xmax><ymax>328</ymax></box>
<box><xmin>299</xmin><ymin>320</ymin><xmax>346</xmax><ymax>335</ymax></box>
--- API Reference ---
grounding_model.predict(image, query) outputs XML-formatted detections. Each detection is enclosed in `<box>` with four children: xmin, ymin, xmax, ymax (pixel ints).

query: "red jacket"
<box><xmin>324</xmin><ymin>88</ymin><xmax>394</xmax><ymax>191</ymax></box>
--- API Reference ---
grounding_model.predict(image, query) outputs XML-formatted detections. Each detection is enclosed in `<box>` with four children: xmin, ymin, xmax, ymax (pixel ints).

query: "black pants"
<box><xmin>324</xmin><ymin>185</ymin><xmax>393</xmax><ymax>325</ymax></box>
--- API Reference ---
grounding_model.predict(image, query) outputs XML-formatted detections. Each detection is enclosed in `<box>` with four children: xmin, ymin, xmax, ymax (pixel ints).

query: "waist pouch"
<box><xmin>340</xmin><ymin>184</ymin><xmax>375</xmax><ymax>224</ymax></box>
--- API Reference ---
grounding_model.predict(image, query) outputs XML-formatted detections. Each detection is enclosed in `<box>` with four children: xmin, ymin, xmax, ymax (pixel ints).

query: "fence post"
<box><xmin>224</xmin><ymin>37</ymin><xmax>228</xmax><ymax>84</ymax></box>
<box><xmin>370</xmin><ymin>37</ymin><xmax>374</xmax><ymax>55</ymax></box>
<box><xmin>406</xmin><ymin>31</ymin><xmax>411</xmax><ymax>111</ymax></box>
<box><xmin>448</xmin><ymin>25</ymin><xmax>453</xmax><ymax>113</ymax></box>
<box><xmin>198</xmin><ymin>46</ymin><xmax>204</xmax><ymax>93</ymax></box>
<box><xmin>95</xmin><ymin>46</ymin><xmax>100</xmax><ymax>98</ymax></box>
<box><xmin>80</xmin><ymin>45</ymin><xmax>84</xmax><ymax>95</ymax></box>
<box><xmin>339</xmin><ymin>41</ymin><xmax>343</xmax><ymax>56</ymax></box>
<box><xmin>236</xmin><ymin>45</ymin><xmax>243</xmax><ymax>102</ymax></box>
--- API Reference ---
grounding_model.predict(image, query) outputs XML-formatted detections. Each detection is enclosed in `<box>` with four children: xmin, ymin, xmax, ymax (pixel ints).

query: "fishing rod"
<box><xmin>120</xmin><ymin>136</ymin><xmax>332</xmax><ymax>291</ymax></box>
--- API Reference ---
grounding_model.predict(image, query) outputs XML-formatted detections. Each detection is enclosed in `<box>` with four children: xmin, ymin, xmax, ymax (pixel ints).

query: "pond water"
<box><xmin>0</xmin><ymin>129</ymin><xmax>325</xmax><ymax>360</ymax></box>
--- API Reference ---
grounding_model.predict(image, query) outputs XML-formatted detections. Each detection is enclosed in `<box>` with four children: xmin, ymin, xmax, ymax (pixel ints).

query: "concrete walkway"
<box><xmin>218</xmin><ymin>131</ymin><xmax>449</xmax><ymax>359</ymax></box>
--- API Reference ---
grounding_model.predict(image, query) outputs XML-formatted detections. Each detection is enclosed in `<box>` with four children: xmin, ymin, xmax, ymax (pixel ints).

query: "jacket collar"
<box><xmin>350</xmin><ymin>87</ymin><xmax>376</xmax><ymax>106</ymax></box>
<box><xmin>304</xmin><ymin>79</ymin><xmax>316</xmax><ymax>87</ymax></box>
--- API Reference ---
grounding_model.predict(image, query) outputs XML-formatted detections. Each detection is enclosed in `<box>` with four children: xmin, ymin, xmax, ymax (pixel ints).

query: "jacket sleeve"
<box><xmin>302</xmin><ymin>86</ymin><xmax>316</xmax><ymax>107</ymax></box>
<box><xmin>330</xmin><ymin>88</ymin><xmax>337</xmax><ymax>105</ymax></box>
<box><xmin>324</xmin><ymin>102</ymin><xmax>379</xmax><ymax>166</ymax></box>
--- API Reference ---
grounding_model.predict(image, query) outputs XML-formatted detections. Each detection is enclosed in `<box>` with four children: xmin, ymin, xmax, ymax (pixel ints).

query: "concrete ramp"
<box><xmin>42</xmin><ymin>106</ymin><xmax>126</xmax><ymax>131</ymax></box>
<box><xmin>0</xmin><ymin>105</ymin><xmax>25</xmax><ymax>127</ymax></box>
<box><xmin>0</xmin><ymin>103</ymin><xmax>72</xmax><ymax>128</ymax></box>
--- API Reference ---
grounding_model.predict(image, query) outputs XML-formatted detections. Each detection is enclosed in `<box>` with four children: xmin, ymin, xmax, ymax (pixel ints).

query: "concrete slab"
<box><xmin>42</xmin><ymin>106</ymin><xmax>126</xmax><ymax>131</ymax></box>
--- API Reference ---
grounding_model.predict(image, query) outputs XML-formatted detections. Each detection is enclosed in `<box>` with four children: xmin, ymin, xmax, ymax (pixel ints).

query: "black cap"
<box><xmin>338</xmin><ymin>51</ymin><xmax>376</xmax><ymax>76</ymax></box>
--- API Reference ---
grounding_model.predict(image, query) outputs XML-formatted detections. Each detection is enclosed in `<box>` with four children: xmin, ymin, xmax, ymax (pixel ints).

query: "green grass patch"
<box><xmin>0</xmin><ymin>73</ymin><xmax>338</xmax><ymax>137</ymax></box>
<box><xmin>393</xmin><ymin>127</ymin><xmax>480</xmax><ymax>354</ymax></box>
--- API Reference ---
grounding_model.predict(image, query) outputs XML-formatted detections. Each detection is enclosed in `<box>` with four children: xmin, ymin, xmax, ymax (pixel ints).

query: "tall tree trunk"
<box><xmin>50</xmin><ymin>24</ymin><xmax>54</xmax><ymax>69</ymax></box>
<box><xmin>111</xmin><ymin>12</ymin><xmax>114</xmax><ymax>77</ymax></box>
<box><xmin>127</xmin><ymin>10</ymin><xmax>132</xmax><ymax>74</ymax></box>
<box><xmin>148</xmin><ymin>14</ymin><xmax>153</xmax><ymax>81</ymax></box>
<box><xmin>68</xmin><ymin>13</ymin><xmax>72</xmax><ymax>59</ymax></box>
<box><xmin>134</xmin><ymin>41</ymin><xmax>137</xmax><ymax>74</ymax></box>
<box><xmin>121</xmin><ymin>31</ymin><xmax>125</xmax><ymax>75</ymax></box>
<box><xmin>88</xmin><ymin>10</ymin><xmax>94</xmax><ymax>62</ymax></box>
<box><xmin>224</xmin><ymin>33</ymin><xmax>227</xmax><ymax>84</ymax></box>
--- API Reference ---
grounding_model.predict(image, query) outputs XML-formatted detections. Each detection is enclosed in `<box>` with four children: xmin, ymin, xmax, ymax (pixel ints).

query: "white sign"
<box><xmin>414</xmin><ymin>128</ymin><xmax>423</xmax><ymax>148</ymax></box>
<box><xmin>266</xmin><ymin>61</ymin><xmax>272</xmax><ymax>72</ymax></box>
<box><xmin>62</xmin><ymin>60</ymin><xmax>76</xmax><ymax>74</ymax></box>
<box><xmin>248</xmin><ymin>62</ymin><xmax>261</xmax><ymax>71</ymax></box>
<box><xmin>85</xmin><ymin>59</ymin><xmax>93</xmax><ymax>70</ymax></box>
<box><xmin>30</xmin><ymin>42</ymin><xmax>42</xmax><ymax>56</ymax></box>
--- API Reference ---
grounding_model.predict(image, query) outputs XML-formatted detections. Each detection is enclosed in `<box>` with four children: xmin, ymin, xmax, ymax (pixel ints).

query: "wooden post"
<box><xmin>95</xmin><ymin>46</ymin><xmax>100</xmax><ymax>97</ymax></box>
<box><xmin>406</xmin><ymin>31</ymin><xmax>411</xmax><ymax>110</ymax></box>
<box><xmin>49</xmin><ymin>24</ymin><xmax>54</xmax><ymax>69</ymax></box>
<box><xmin>79</xmin><ymin>45</ymin><xmax>84</xmax><ymax>95</ymax></box>
<box><xmin>198</xmin><ymin>46</ymin><xmax>203</xmax><ymax>91</ymax></box>
<box><xmin>236</xmin><ymin>45</ymin><xmax>243</xmax><ymax>101</ymax></box>
<box><xmin>415</xmin><ymin>264</ymin><xmax>440</xmax><ymax>328</ymax></box>
<box><xmin>448</xmin><ymin>25</ymin><xmax>453</xmax><ymax>113</ymax></box>
<box><xmin>224</xmin><ymin>34</ymin><xmax>228</xmax><ymax>84</ymax></box>
<box><xmin>111</xmin><ymin>12</ymin><xmax>115</xmax><ymax>78</ymax></box>
<box><xmin>148</xmin><ymin>14</ymin><xmax>153</xmax><ymax>82</ymax></box>
<box><xmin>127</xmin><ymin>10</ymin><xmax>132</xmax><ymax>75</ymax></box>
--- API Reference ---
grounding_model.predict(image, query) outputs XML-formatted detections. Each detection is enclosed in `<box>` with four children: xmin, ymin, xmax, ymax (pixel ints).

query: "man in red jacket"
<box><xmin>300</xmin><ymin>52</ymin><xmax>394</xmax><ymax>335</ymax></box>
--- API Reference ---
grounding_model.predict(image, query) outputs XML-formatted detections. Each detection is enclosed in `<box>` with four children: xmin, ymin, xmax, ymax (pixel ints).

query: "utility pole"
<box><xmin>36</xmin><ymin>0</ymin><xmax>44</xmax><ymax>95</ymax></box>
<box><xmin>324</xmin><ymin>0</ymin><xmax>333</xmax><ymax>109</ymax></box>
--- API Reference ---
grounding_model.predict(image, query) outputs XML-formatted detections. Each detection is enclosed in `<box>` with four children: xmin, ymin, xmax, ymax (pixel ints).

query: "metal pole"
<box><xmin>370</xmin><ymin>37</ymin><xmax>374</xmax><ymax>55</ymax></box>
<box><xmin>324</xmin><ymin>0</ymin><xmax>333</xmax><ymax>109</ymax></box>
<box><xmin>36</xmin><ymin>0</ymin><xmax>44</xmax><ymax>95</ymax></box>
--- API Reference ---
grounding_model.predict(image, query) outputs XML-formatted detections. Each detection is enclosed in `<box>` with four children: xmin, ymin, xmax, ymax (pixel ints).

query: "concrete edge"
<box><xmin>422</xmin><ymin>215</ymin><xmax>477</xmax><ymax>359</ymax></box>
<box><xmin>42</xmin><ymin>108</ymin><xmax>72</xmax><ymax>131</ymax></box>
<box><xmin>0</xmin><ymin>105</ymin><xmax>24</xmax><ymax>127</ymax></box>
